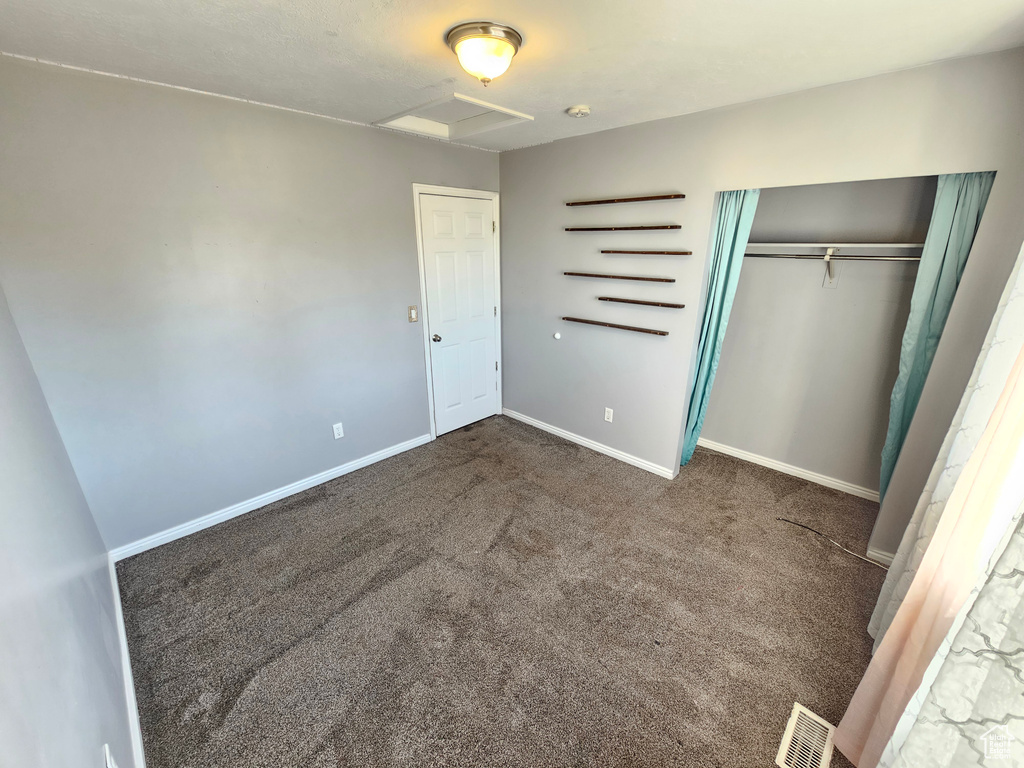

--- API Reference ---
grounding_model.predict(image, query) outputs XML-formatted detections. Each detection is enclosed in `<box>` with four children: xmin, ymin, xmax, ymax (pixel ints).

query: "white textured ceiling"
<box><xmin>3</xmin><ymin>0</ymin><xmax>1024</xmax><ymax>151</ymax></box>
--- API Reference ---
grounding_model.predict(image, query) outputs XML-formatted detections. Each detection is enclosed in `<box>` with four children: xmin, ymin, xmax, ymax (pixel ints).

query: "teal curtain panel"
<box><xmin>879</xmin><ymin>171</ymin><xmax>996</xmax><ymax>499</ymax></box>
<box><xmin>681</xmin><ymin>188</ymin><xmax>760</xmax><ymax>465</ymax></box>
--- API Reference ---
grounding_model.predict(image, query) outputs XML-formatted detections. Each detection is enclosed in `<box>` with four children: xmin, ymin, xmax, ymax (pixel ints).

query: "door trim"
<box><xmin>412</xmin><ymin>183</ymin><xmax>502</xmax><ymax>440</ymax></box>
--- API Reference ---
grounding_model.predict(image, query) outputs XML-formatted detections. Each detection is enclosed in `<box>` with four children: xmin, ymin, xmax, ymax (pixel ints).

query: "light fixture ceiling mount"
<box><xmin>446</xmin><ymin>22</ymin><xmax>523</xmax><ymax>86</ymax></box>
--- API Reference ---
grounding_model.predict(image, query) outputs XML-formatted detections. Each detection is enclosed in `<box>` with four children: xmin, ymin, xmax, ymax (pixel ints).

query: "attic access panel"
<box><xmin>375</xmin><ymin>93</ymin><xmax>533</xmax><ymax>141</ymax></box>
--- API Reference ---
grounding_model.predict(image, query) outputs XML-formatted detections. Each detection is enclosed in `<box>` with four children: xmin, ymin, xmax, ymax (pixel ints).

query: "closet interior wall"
<box><xmin>699</xmin><ymin>176</ymin><xmax>938</xmax><ymax>496</ymax></box>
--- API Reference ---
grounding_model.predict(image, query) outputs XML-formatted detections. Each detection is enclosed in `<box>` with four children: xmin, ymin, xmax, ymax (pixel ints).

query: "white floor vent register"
<box><xmin>776</xmin><ymin>703</ymin><xmax>836</xmax><ymax>768</ymax></box>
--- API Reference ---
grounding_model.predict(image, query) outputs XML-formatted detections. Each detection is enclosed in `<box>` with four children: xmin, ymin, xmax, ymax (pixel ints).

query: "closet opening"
<box><xmin>694</xmin><ymin>176</ymin><xmax>938</xmax><ymax>502</ymax></box>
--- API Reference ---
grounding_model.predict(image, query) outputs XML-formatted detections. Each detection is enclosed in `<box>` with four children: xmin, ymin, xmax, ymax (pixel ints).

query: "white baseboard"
<box><xmin>107</xmin><ymin>556</ymin><xmax>147</xmax><ymax>768</ymax></box>
<box><xmin>866</xmin><ymin>547</ymin><xmax>895</xmax><ymax>567</ymax></box>
<box><xmin>502</xmin><ymin>408</ymin><xmax>677</xmax><ymax>479</ymax></box>
<box><xmin>109</xmin><ymin>434</ymin><xmax>432</xmax><ymax>561</ymax></box>
<box><xmin>695</xmin><ymin>437</ymin><xmax>880</xmax><ymax>502</ymax></box>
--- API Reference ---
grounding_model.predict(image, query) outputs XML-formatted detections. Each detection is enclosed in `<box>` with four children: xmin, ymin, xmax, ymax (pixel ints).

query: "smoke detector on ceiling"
<box><xmin>566</xmin><ymin>105</ymin><xmax>591</xmax><ymax>118</ymax></box>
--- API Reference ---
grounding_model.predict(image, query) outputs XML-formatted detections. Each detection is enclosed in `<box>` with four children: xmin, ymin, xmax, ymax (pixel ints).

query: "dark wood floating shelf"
<box><xmin>598</xmin><ymin>297</ymin><xmax>686</xmax><ymax>309</ymax></box>
<box><xmin>563</xmin><ymin>317</ymin><xmax>669</xmax><ymax>336</ymax></box>
<box><xmin>564</xmin><ymin>271</ymin><xmax>675</xmax><ymax>283</ymax></box>
<box><xmin>565</xmin><ymin>225</ymin><xmax>681</xmax><ymax>232</ymax></box>
<box><xmin>602</xmin><ymin>249</ymin><xmax>693</xmax><ymax>255</ymax></box>
<box><xmin>566</xmin><ymin>193</ymin><xmax>685</xmax><ymax>207</ymax></box>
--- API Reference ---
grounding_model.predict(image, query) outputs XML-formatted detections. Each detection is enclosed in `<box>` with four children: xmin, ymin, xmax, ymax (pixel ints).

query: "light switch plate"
<box><xmin>408</xmin><ymin>305</ymin><xmax>418</xmax><ymax>322</ymax></box>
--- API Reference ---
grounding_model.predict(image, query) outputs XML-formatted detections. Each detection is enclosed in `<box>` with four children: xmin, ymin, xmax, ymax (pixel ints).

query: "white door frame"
<box><xmin>412</xmin><ymin>183</ymin><xmax>502</xmax><ymax>440</ymax></box>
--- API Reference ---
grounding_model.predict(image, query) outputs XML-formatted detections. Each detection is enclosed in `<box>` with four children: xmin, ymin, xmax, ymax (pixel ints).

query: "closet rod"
<box><xmin>746</xmin><ymin>242</ymin><xmax>925</xmax><ymax>249</ymax></box>
<box><xmin>745</xmin><ymin>244</ymin><xmax>922</xmax><ymax>280</ymax></box>
<box><xmin>744</xmin><ymin>254</ymin><xmax>921</xmax><ymax>261</ymax></box>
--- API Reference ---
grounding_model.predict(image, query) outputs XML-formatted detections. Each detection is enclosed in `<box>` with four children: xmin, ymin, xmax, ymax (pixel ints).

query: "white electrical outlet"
<box><xmin>333</xmin><ymin>423</ymin><xmax>344</xmax><ymax>439</ymax></box>
<box><xmin>604</xmin><ymin>407</ymin><xmax>613</xmax><ymax>423</ymax></box>
<box><xmin>103</xmin><ymin>744</ymin><xmax>119</xmax><ymax>768</ymax></box>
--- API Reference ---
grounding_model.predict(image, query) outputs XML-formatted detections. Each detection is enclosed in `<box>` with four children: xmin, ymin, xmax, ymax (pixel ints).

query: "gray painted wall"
<box><xmin>700</xmin><ymin>177</ymin><xmax>936</xmax><ymax>492</ymax></box>
<box><xmin>746</xmin><ymin>177</ymin><xmax>936</xmax><ymax>243</ymax></box>
<box><xmin>499</xmin><ymin>48</ymin><xmax>1024</xmax><ymax>555</ymax></box>
<box><xmin>0</xmin><ymin>285</ymin><xmax>137</xmax><ymax>767</ymax></box>
<box><xmin>0</xmin><ymin>58</ymin><xmax>499</xmax><ymax>550</ymax></box>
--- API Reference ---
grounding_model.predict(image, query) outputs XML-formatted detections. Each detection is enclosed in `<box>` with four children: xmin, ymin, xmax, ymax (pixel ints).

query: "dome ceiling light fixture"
<box><xmin>446</xmin><ymin>22</ymin><xmax>523</xmax><ymax>86</ymax></box>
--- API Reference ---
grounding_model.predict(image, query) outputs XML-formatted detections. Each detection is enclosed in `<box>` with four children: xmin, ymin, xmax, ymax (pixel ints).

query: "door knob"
<box><xmin>432</xmin><ymin>334</ymin><xmax>442</xmax><ymax>342</ymax></box>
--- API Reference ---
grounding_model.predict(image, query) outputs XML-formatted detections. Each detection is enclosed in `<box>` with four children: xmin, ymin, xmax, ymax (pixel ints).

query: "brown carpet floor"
<box><xmin>118</xmin><ymin>415</ymin><xmax>884</xmax><ymax>768</ymax></box>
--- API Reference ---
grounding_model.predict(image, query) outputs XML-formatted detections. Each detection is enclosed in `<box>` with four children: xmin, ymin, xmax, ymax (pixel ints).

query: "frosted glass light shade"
<box><xmin>446</xmin><ymin>23</ymin><xmax>522</xmax><ymax>85</ymax></box>
<box><xmin>454</xmin><ymin>37</ymin><xmax>516</xmax><ymax>83</ymax></box>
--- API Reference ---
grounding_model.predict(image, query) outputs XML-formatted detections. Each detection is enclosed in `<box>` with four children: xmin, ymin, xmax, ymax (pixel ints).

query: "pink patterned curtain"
<box><xmin>835</xmin><ymin>341</ymin><xmax>1024</xmax><ymax>767</ymax></box>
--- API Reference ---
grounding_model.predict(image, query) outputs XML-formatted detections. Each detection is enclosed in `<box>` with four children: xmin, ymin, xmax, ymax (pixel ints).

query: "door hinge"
<box><xmin>492</xmin><ymin>221</ymin><xmax>496</xmax><ymax>233</ymax></box>
<box><xmin>495</xmin><ymin>361</ymin><xmax>498</xmax><ymax>371</ymax></box>
<box><xmin>494</xmin><ymin>306</ymin><xmax>497</xmax><ymax>317</ymax></box>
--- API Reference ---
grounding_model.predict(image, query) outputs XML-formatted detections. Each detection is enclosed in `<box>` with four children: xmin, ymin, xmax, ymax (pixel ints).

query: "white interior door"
<box><xmin>419</xmin><ymin>193</ymin><xmax>498</xmax><ymax>436</ymax></box>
